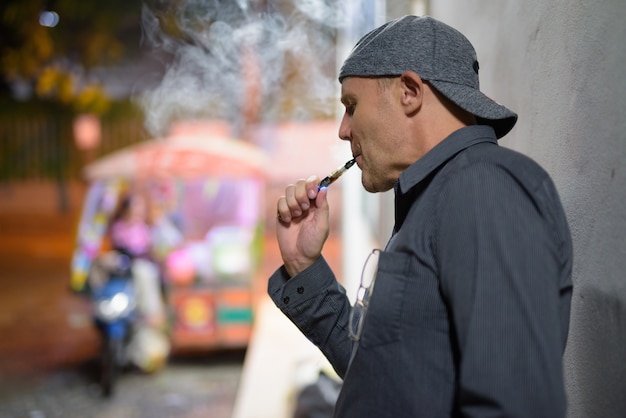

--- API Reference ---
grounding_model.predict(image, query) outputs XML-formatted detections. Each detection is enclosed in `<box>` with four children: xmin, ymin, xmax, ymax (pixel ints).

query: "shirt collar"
<box><xmin>397</xmin><ymin>125</ymin><xmax>498</xmax><ymax>194</ymax></box>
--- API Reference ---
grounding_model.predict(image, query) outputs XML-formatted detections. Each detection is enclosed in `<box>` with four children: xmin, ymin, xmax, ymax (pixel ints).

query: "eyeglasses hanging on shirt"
<box><xmin>349</xmin><ymin>249</ymin><xmax>381</xmax><ymax>341</ymax></box>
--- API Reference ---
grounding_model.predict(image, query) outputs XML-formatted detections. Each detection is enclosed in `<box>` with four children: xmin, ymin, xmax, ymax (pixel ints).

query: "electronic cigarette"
<box><xmin>318</xmin><ymin>158</ymin><xmax>356</xmax><ymax>189</ymax></box>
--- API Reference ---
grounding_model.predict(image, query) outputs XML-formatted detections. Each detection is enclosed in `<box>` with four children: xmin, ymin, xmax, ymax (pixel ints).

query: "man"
<box><xmin>269</xmin><ymin>15</ymin><xmax>572</xmax><ymax>417</ymax></box>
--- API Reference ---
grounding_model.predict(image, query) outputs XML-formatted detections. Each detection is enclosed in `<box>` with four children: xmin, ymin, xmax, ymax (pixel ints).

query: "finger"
<box><xmin>294</xmin><ymin>179</ymin><xmax>312</xmax><ymax>211</ymax></box>
<box><xmin>284</xmin><ymin>183</ymin><xmax>303</xmax><ymax>218</ymax></box>
<box><xmin>276</xmin><ymin>196</ymin><xmax>291</xmax><ymax>223</ymax></box>
<box><xmin>315</xmin><ymin>184</ymin><xmax>329</xmax><ymax>208</ymax></box>
<box><xmin>305</xmin><ymin>176</ymin><xmax>320</xmax><ymax>201</ymax></box>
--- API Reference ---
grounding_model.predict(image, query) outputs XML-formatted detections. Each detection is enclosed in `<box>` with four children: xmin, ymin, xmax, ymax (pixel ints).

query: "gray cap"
<box><xmin>339</xmin><ymin>15</ymin><xmax>517</xmax><ymax>139</ymax></box>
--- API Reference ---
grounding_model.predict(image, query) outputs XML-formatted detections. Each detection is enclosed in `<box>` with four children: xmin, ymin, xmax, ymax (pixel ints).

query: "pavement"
<box><xmin>0</xmin><ymin>352</ymin><xmax>244</xmax><ymax>418</ymax></box>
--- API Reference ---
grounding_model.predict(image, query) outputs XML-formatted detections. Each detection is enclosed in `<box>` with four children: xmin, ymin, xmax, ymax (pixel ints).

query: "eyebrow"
<box><xmin>340</xmin><ymin>93</ymin><xmax>356</xmax><ymax>105</ymax></box>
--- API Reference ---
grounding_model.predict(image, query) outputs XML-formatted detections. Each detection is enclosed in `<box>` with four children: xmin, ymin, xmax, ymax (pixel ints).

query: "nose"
<box><xmin>338</xmin><ymin>112</ymin><xmax>351</xmax><ymax>142</ymax></box>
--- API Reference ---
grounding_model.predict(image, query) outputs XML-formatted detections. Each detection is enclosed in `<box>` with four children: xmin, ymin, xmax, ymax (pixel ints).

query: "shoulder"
<box><xmin>431</xmin><ymin>143</ymin><xmax>567</xmax><ymax>230</ymax></box>
<box><xmin>456</xmin><ymin>142</ymin><xmax>547</xmax><ymax>175</ymax></box>
<box><xmin>440</xmin><ymin>143</ymin><xmax>552</xmax><ymax>197</ymax></box>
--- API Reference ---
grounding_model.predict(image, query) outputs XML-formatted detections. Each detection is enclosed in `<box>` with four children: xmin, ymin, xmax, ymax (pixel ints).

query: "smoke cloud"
<box><xmin>137</xmin><ymin>0</ymin><xmax>351</xmax><ymax>137</ymax></box>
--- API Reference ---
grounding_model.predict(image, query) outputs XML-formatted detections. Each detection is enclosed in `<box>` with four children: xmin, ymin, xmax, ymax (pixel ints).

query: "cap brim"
<box><xmin>429</xmin><ymin>80</ymin><xmax>518</xmax><ymax>139</ymax></box>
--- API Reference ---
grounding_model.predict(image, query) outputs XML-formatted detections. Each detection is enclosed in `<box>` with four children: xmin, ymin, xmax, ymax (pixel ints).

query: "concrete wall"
<box><xmin>430</xmin><ymin>1</ymin><xmax>626</xmax><ymax>417</ymax></box>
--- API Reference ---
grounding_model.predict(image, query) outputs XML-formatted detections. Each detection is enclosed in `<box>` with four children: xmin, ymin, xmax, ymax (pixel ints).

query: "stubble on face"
<box><xmin>341</xmin><ymin>77</ymin><xmax>404</xmax><ymax>193</ymax></box>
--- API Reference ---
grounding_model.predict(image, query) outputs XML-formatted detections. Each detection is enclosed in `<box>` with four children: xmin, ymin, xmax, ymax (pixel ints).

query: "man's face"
<box><xmin>339</xmin><ymin>76</ymin><xmax>409</xmax><ymax>193</ymax></box>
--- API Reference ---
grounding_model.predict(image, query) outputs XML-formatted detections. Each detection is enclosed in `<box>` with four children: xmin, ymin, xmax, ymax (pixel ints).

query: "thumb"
<box><xmin>315</xmin><ymin>186</ymin><xmax>330</xmax><ymax>214</ymax></box>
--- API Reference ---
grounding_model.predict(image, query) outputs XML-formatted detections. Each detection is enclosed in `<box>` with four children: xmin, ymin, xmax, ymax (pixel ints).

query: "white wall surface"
<box><xmin>431</xmin><ymin>1</ymin><xmax>626</xmax><ymax>417</ymax></box>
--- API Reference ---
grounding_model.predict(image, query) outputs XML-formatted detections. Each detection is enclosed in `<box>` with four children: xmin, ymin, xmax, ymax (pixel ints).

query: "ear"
<box><xmin>399</xmin><ymin>71</ymin><xmax>424</xmax><ymax>115</ymax></box>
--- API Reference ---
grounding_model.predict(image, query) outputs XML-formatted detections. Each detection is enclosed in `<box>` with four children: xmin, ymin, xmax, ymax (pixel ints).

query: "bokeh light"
<box><xmin>39</xmin><ymin>10</ymin><xmax>60</xmax><ymax>28</ymax></box>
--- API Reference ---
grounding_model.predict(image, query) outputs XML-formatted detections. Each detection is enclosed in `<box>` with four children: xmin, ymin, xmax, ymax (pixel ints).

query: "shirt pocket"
<box><xmin>359</xmin><ymin>251</ymin><xmax>410</xmax><ymax>349</ymax></box>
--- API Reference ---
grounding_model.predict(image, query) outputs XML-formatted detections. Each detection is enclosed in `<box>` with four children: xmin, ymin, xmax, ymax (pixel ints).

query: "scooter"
<box><xmin>90</xmin><ymin>252</ymin><xmax>136</xmax><ymax>397</ymax></box>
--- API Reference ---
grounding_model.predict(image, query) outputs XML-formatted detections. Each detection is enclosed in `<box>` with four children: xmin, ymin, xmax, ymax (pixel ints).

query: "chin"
<box><xmin>362</xmin><ymin>179</ymin><xmax>385</xmax><ymax>193</ymax></box>
<box><xmin>360</xmin><ymin>169</ymin><xmax>395</xmax><ymax>193</ymax></box>
<box><xmin>366</xmin><ymin>179</ymin><xmax>397</xmax><ymax>193</ymax></box>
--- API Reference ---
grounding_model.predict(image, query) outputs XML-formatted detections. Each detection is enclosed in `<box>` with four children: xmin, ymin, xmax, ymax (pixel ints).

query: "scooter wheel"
<box><xmin>101</xmin><ymin>336</ymin><xmax>122</xmax><ymax>397</ymax></box>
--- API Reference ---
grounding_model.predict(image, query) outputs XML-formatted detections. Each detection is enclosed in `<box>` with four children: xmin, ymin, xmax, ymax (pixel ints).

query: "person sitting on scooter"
<box><xmin>108</xmin><ymin>192</ymin><xmax>170</xmax><ymax>372</ymax></box>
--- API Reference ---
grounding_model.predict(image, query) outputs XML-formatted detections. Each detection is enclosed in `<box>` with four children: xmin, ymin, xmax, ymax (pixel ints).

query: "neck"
<box><xmin>417</xmin><ymin>84</ymin><xmax>476</xmax><ymax>151</ymax></box>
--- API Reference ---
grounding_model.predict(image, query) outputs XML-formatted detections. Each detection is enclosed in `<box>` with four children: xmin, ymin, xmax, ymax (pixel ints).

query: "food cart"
<box><xmin>71</xmin><ymin>133</ymin><xmax>268</xmax><ymax>351</ymax></box>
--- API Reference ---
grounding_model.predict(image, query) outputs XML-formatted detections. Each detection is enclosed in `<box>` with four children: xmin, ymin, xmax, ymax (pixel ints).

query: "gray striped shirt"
<box><xmin>269</xmin><ymin>125</ymin><xmax>573</xmax><ymax>417</ymax></box>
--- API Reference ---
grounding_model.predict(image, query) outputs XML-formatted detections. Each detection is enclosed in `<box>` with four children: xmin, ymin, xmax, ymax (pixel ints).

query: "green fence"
<box><xmin>0</xmin><ymin>114</ymin><xmax>148</xmax><ymax>181</ymax></box>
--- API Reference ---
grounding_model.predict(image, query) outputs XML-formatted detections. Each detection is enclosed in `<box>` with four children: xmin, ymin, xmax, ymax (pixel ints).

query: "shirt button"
<box><xmin>283</xmin><ymin>296</ymin><xmax>290</xmax><ymax>304</ymax></box>
<box><xmin>297</xmin><ymin>286</ymin><xmax>304</xmax><ymax>294</ymax></box>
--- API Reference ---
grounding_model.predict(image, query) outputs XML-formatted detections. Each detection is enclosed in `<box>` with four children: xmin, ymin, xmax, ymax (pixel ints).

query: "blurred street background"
<box><xmin>0</xmin><ymin>1</ymin><xmax>397</xmax><ymax>416</ymax></box>
<box><xmin>0</xmin><ymin>182</ymin><xmax>343</xmax><ymax>418</ymax></box>
<box><xmin>2</xmin><ymin>1</ymin><xmax>625</xmax><ymax>418</ymax></box>
<box><xmin>0</xmin><ymin>186</ymin><xmax>245</xmax><ymax>418</ymax></box>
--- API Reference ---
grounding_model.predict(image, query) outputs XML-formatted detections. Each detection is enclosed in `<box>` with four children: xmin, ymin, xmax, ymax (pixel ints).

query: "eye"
<box><xmin>344</xmin><ymin>102</ymin><xmax>356</xmax><ymax>116</ymax></box>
